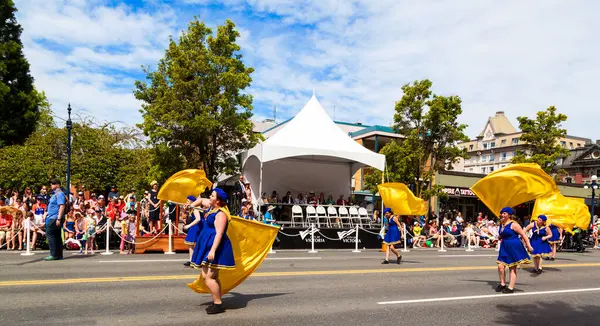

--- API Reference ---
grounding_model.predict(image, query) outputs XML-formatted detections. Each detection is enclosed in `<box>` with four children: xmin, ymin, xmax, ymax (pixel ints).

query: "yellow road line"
<box><xmin>2</xmin><ymin>262</ymin><xmax>600</xmax><ymax>287</ymax></box>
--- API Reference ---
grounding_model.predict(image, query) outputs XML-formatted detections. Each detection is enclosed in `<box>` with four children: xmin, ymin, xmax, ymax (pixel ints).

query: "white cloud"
<box><xmin>14</xmin><ymin>0</ymin><xmax>600</xmax><ymax>141</ymax></box>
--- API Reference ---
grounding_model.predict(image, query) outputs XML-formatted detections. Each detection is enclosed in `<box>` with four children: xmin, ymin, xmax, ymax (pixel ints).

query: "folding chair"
<box><xmin>348</xmin><ymin>207</ymin><xmax>361</xmax><ymax>226</ymax></box>
<box><xmin>327</xmin><ymin>206</ymin><xmax>341</xmax><ymax>228</ymax></box>
<box><xmin>291</xmin><ymin>205</ymin><xmax>304</xmax><ymax>227</ymax></box>
<box><xmin>306</xmin><ymin>206</ymin><xmax>318</xmax><ymax>227</ymax></box>
<box><xmin>338</xmin><ymin>207</ymin><xmax>352</xmax><ymax>228</ymax></box>
<box><xmin>358</xmin><ymin>207</ymin><xmax>372</xmax><ymax>227</ymax></box>
<box><xmin>316</xmin><ymin>206</ymin><xmax>329</xmax><ymax>228</ymax></box>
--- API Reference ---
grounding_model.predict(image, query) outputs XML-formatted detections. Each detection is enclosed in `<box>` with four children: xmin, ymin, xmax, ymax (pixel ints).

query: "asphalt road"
<box><xmin>2</xmin><ymin>248</ymin><xmax>600</xmax><ymax>325</ymax></box>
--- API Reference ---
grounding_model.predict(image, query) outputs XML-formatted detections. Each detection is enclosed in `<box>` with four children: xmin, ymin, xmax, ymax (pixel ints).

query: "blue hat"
<box><xmin>213</xmin><ymin>188</ymin><xmax>228</xmax><ymax>204</ymax></box>
<box><xmin>538</xmin><ymin>214</ymin><xmax>547</xmax><ymax>222</ymax></box>
<box><xmin>500</xmin><ymin>207</ymin><xmax>514</xmax><ymax>215</ymax></box>
<box><xmin>187</xmin><ymin>195</ymin><xmax>196</xmax><ymax>202</ymax></box>
<box><xmin>383</xmin><ymin>208</ymin><xmax>392</xmax><ymax>215</ymax></box>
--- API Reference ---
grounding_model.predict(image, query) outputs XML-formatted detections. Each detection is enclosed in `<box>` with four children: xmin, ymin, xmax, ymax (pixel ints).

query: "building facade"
<box><xmin>456</xmin><ymin>111</ymin><xmax>590</xmax><ymax>175</ymax></box>
<box><xmin>557</xmin><ymin>142</ymin><xmax>600</xmax><ymax>184</ymax></box>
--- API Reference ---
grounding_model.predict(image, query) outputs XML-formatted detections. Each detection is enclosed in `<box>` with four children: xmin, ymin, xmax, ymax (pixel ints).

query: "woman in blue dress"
<box><xmin>546</xmin><ymin>224</ymin><xmax>562</xmax><ymax>261</ymax></box>
<box><xmin>185</xmin><ymin>188</ymin><xmax>234</xmax><ymax>314</ymax></box>
<box><xmin>496</xmin><ymin>207</ymin><xmax>533</xmax><ymax>293</ymax></box>
<box><xmin>524</xmin><ymin>215</ymin><xmax>552</xmax><ymax>274</ymax></box>
<box><xmin>182</xmin><ymin>196</ymin><xmax>200</xmax><ymax>267</ymax></box>
<box><xmin>382</xmin><ymin>208</ymin><xmax>402</xmax><ymax>265</ymax></box>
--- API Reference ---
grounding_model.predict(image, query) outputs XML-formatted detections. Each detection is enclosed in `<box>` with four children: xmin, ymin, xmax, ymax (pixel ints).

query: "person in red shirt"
<box><xmin>0</xmin><ymin>210</ymin><xmax>14</xmax><ymax>249</ymax></box>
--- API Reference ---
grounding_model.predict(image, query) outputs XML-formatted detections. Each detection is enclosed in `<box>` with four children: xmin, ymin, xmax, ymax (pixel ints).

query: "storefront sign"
<box><xmin>442</xmin><ymin>187</ymin><xmax>476</xmax><ymax>197</ymax></box>
<box><xmin>277</xmin><ymin>227</ymin><xmax>382</xmax><ymax>249</ymax></box>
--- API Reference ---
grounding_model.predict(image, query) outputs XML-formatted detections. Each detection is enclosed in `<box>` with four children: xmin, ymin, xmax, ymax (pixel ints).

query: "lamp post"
<box><xmin>66</xmin><ymin>104</ymin><xmax>72</xmax><ymax>201</ymax></box>
<box><xmin>584</xmin><ymin>175</ymin><xmax>598</xmax><ymax>226</ymax></box>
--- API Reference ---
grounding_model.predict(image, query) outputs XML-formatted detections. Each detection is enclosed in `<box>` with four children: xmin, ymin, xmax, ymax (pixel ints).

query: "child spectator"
<box><xmin>24</xmin><ymin>211</ymin><xmax>44</xmax><ymax>250</ymax></box>
<box><xmin>84</xmin><ymin>212</ymin><xmax>97</xmax><ymax>255</ymax></box>
<box><xmin>11</xmin><ymin>210</ymin><xmax>24</xmax><ymax>250</ymax></box>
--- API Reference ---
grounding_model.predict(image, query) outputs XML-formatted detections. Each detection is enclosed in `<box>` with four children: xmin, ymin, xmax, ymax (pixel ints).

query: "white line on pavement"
<box><xmin>97</xmin><ymin>257</ymin><xmax>322</xmax><ymax>263</ymax></box>
<box><xmin>438</xmin><ymin>255</ymin><xmax>494</xmax><ymax>258</ymax></box>
<box><xmin>377</xmin><ymin>287</ymin><xmax>600</xmax><ymax>305</ymax></box>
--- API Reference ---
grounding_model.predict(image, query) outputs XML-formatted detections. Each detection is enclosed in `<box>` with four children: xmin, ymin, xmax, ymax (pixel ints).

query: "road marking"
<box><xmin>96</xmin><ymin>257</ymin><xmax>322</xmax><ymax>263</ymax></box>
<box><xmin>438</xmin><ymin>255</ymin><xmax>494</xmax><ymax>258</ymax></box>
<box><xmin>378</xmin><ymin>287</ymin><xmax>600</xmax><ymax>305</ymax></box>
<box><xmin>2</xmin><ymin>262</ymin><xmax>600</xmax><ymax>287</ymax></box>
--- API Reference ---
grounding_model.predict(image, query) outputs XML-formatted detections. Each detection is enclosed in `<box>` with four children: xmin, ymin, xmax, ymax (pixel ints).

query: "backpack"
<box><xmin>58</xmin><ymin>188</ymin><xmax>71</xmax><ymax>215</ymax></box>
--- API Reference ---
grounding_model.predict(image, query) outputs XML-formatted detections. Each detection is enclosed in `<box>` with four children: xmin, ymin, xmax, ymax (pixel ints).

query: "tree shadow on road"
<box><xmin>199</xmin><ymin>292</ymin><xmax>289</xmax><ymax>310</ymax></box>
<box><xmin>494</xmin><ymin>301</ymin><xmax>600</xmax><ymax>325</ymax></box>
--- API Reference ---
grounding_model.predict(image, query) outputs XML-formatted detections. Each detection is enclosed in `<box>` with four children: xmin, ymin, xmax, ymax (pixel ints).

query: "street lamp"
<box><xmin>584</xmin><ymin>175</ymin><xmax>598</xmax><ymax>226</ymax></box>
<box><xmin>66</xmin><ymin>104</ymin><xmax>73</xmax><ymax>201</ymax></box>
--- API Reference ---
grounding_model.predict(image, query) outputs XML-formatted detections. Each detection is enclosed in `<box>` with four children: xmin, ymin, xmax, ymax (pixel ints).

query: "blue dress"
<box><xmin>530</xmin><ymin>223</ymin><xmax>551</xmax><ymax>257</ymax></box>
<box><xmin>184</xmin><ymin>211</ymin><xmax>202</xmax><ymax>246</ymax></box>
<box><xmin>548</xmin><ymin>224</ymin><xmax>561</xmax><ymax>244</ymax></box>
<box><xmin>497</xmin><ymin>222</ymin><xmax>531</xmax><ymax>267</ymax></box>
<box><xmin>383</xmin><ymin>216</ymin><xmax>402</xmax><ymax>245</ymax></box>
<box><xmin>190</xmin><ymin>208</ymin><xmax>235</xmax><ymax>270</ymax></box>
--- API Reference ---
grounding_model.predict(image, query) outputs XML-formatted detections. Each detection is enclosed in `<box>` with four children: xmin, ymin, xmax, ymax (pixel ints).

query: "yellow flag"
<box><xmin>532</xmin><ymin>193</ymin><xmax>590</xmax><ymax>233</ymax></box>
<box><xmin>187</xmin><ymin>210</ymin><xmax>279</xmax><ymax>295</ymax></box>
<box><xmin>157</xmin><ymin>169</ymin><xmax>213</xmax><ymax>204</ymax></box>
<box><xmin>377</xmin><ymin>183</ymin><xmax>427</xmax><ymax>216</ymax></box>
<box><xmin>471</xmin><ymin>163</ymin><xmax>558</xmax><ymax>216</ymax></box>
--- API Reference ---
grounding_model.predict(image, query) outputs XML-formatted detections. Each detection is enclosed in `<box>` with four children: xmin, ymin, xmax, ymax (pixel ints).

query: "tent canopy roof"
<box><xmin>246</xmin><ymin>95</ymin><xmax>385</xmax><ymax>171</ymax></box>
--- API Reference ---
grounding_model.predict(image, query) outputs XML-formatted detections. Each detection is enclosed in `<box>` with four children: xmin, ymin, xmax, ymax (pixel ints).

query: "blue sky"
<box><xmin>15</xmin><ymin>0</ymin><xmax>600</xmax><ymax>139</ymax></box>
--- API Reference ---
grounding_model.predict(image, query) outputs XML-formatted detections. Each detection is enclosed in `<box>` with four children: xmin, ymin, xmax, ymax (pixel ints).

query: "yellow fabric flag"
<box><xmin>157</xmin><ymin>169</ymin><xmax>212</xmax><ymax>204</ymax></box>
<box><xmin>532</xmin><ymin>193</ymin><xmax>590</xmax><ymax>233</ymax></box>
<box><xmin>187</xmin><ymin>208</ymin><xmax>279</xmax><ymax>295</ymax></box>
<box><xmin>471</xmin><ymin>163</ymin><xmax>558</xmax><ymax>216</ymax></box>
<box><xmin>377</xmin><ymin>183</ymin><xmax>427</xmax><ymax>216</ymax></box>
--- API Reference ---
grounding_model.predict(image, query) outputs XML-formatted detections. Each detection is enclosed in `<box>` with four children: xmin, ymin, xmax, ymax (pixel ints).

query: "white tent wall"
<box><xmin>258</xmin><ymin>157</ymin><xmax>358</xmax><ymax>200</ymax></box>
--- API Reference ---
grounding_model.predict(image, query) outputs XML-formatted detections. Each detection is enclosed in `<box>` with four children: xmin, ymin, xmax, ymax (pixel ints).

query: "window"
<box><xmin>481</xmin><ymin>167</ymin><xmax>486</xmax><ymax>173</ymax></box>
<box><xmin>490</xmin><ymin>142</ymin><xmax>496</xmax><ymax>148</ymax></box>
<box><xmin>501</xmin><ymin>165</ymin><xmax>506</xmax><ymax>168</ymax></box>
<box><xmin>566</xmin><ymin>177</ymin><xmax>572</xmax><ymax>183</ymax></box>
<box><xmin>490</xmin><ymin>167</ymin><xmax>495</xmax><ymax>172</ymax></box>
<box><xmin>560</xmin><ymin>141</ymin><xmax>566</xmax><ymax>148</ymax></box>
<box><xmin>501</xmin><ymin>152</ymin><xmax>507</xmax><ymax>161</ymax></box>
<box><xmin>577</xmin><ymin>143</ymin><xmax>582</xmax><ymax>147</ymax></box>
<box><xmin>483</xmin><ymin>143</ymin><xmax>488</xmax><ymax>149</ymax></box>
<box><xmin>482</xmin><ymin>155</ymin><xmax>487</xmax><ymax>162</ymax></box>
<box><xmin>569</xmin><ymin>142</ymin><xmax>573</xmax><ymax>149</ymax></box>
<box><xmin>469</xmin><ymin>144</ymin><xmax>474</xmax><ymax>151</ymax></box>
<box><xmin>512</xmin><ymin>138</ymin><xmax>519</xmax><ymax>145</ymax></box>
<box><xmin>501</xmin><ymin>139</ymin><xmax>506</xmax><ymax>146</ymax></box>
<box><xmin>469</xmin><ymin>168</ymin><xmax>473</xmax><ymax>172</ymax></box>
<box><xmin>489</xmin><ymin>154</ymin><xmax>495</xmax><ymax>161</ymax></box>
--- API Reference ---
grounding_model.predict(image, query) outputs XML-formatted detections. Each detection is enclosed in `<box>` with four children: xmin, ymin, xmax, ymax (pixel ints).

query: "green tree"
<box><xmin>135</xmin><ymin>18</ymin><xmax>261</xmax><ymax>183</ymax></box>
<box><xmin>364</xmin><ymin>80</ymin><xmax>469</xmax><ymax>199</ymax></box>
<box><xmin>511</xmin><ymin>106</ymin><xmax>569</xmax><ymax>175</ymax></box>
<box><xmin>0</xmin><ymin>0</ymin><xmax>47</xmax><ymax>147</ymax></box>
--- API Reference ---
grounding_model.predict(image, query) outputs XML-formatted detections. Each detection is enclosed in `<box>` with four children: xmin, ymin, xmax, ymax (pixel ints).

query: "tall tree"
<box><xmin>364</xmin><ymin>80</ymin><xmax>469</xmax><ymax>199</ymax></box>
<box><xmin>135</xmin><ymin>18</ymin><xmax>261</xmax><ymax>183</ymax></box>
<box><xmin>511</xmin><ymin>106</ymin><xmax>569</xmax><ymax>174</ymax></box>
<box><xmin>0</xmin><ymin>0</ymin><xmax>47</xmax><ymax>147</ymax></box>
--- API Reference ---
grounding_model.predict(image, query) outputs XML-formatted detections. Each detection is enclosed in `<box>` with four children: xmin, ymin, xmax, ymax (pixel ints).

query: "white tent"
<box><xmin>242</xmin><ymin>95</ymin><xmax>386</xmax><ymax>202</ymax></box>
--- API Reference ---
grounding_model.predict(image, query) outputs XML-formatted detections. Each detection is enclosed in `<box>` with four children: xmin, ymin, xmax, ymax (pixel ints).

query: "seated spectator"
<box><xmin>307</xmin><ymin>191</ymin><xmax>317</xmax><ymax>205</ymax></box>
<box><xmin>24</xmin><ymin>211</ymin><xmax>44</xmax><ymax>250</ymax></box>
<box><xmin>64</xmin><ymin>212</ymin><xmax>76</xmax><ymax>240</ymax></box>
<box><xmin>0</xmin><ymin>208</ymin><xmax>13</xmax><ymax>250</ymax></box>
<box><xmin>318</xmin><ymin>193</ymin><xmax>325</xmax><ymax>205</ymax></box>
<box><xmin>11</xmin><ymin>210</ymin><xmax>25</xmax><ymax>250</ymax></box>
<box><xmin>32</xmin><ymin>196</ymin><xmax>46</xmax><ymax>228</ymax></box>
<box><xmin>240</xmin><ymin>203</ymin><xmax>253</xmax><ymax>220</ymax></box>
<box><xmin>412</xmin><ymin>221</ymin><xmax>426</xmax><ymax>247</ymax></box>
<box><xmin>264</xmin><ymin>205</ymin><xmax>276</xmax><ymax>225</ymax></box>
<box><xmin>294</xmin><ymin>193</ymin><xmax>306</xmax><ymax>205</ymax></box>
<box><xmin>270</xmin><ymin>191</ymin><xmax>280</xmax><ymax>204</ymax></box>
<box><xmin>244</xmin><ymin>183</ymin><xmax>252</xmax><ymax>203</ymax></box>
<box><xmin>325</xmin><ymin>194</ymin><xmax>335</xmax><ymax>205</ymax></box>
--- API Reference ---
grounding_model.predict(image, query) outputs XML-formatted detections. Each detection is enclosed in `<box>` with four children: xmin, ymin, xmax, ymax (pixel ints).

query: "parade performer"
<box><xmin>382</xmin><ymin>208</ymin><xmax>402</xmax><ymax>265</ymax></box>
<box><xmin>496</xmin><ymin>207</ymin><xmax>533</xmax><ymax>293</ymax></box>
<box><xmin>524</xmin><ymin>215</ymin><xmax>552</xmax><ymax>274</ymax></box>
<box><xmin>184</xmin><ymin>188</ymin><xmax>233</xmax><ymax>314</ymax></box>
<box><xmin>182</xmin><ymin>195</ymin><xmax>200</xmax><ymax>267</ymax></box>
<box><xmin>546</xmin><ymin>223</ymin><xmax>562</xmax><ymax>261</ymax></box>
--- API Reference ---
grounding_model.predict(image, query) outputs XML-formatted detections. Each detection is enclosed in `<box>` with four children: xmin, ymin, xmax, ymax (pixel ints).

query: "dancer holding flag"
<box><xmin>496</xmin><ymin>207</ymin><xmax>533</xmax><ymax>293</ymax></box>
<box><xmin>182</xmin><ymin>195</ymin><xmax>202</xmax><ymax>267</ymax></box>
<box><xmin>382</xmin><ymin>208</ymin><xmax>402</xmax><ymax>265</ymax></box>
<box><xmin>524</xmin><ymin>215</ymin><xmax>552</xmax><ymax>274</ymax></box>
<box><xmin>546</xmin><ymin>223</ymin><xmax>562</xmax><ymax>261</ymax></box>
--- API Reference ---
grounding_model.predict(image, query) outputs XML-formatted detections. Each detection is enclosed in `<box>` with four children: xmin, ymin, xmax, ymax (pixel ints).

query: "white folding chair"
<box><xmin>306</xmin><ymin>206</ymin><xmax>318</xmax><ymax>227</ymax></box>
<box><xmin>358</xmin><ymin>207</ymin><xmax>371</xmax><ymax>227</ymax></box>
<box><xmin>348</xmin><ymin>206</ymin><xmax>361</xmax><ymax>226</ymax></box>
<box><xmin>315</xmin><ymin>206</ymin><xmax>329</xmax><ymax>228</ymax></box>
<box><xmin>337</xmin><ymin>206</ymin><xmax>352</xmax><ymax>228</ymax></box>
<box><xmin>291</xmin><ymin>205</ymin><xmax>304</xmax><ymax>227</ymax></box>
<box><xmin>327</xmin><ymin>206</ymin><xmax>341</xmax><ymax>228</ymax></box>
